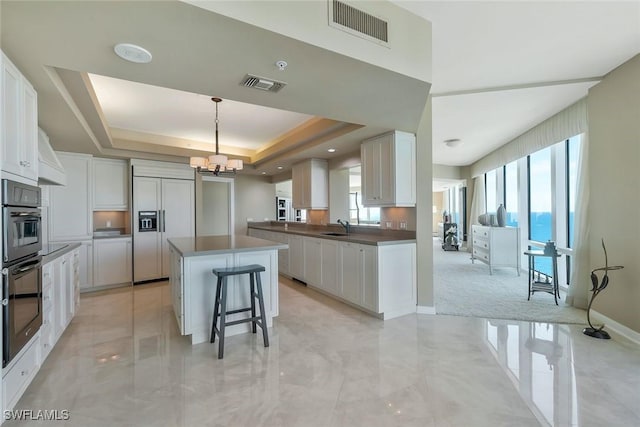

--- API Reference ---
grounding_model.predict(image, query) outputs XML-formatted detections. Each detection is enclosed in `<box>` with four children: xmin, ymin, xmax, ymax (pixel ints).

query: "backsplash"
<box><xmin>93</xmin><ymin>211</ymin><xmax>130</xmax><ymax>233</ymax></box>
<box><xmin>380</xmin><ymin>207</ymin><xmax>416</xmax><ymax>231</ymax></box>
<box><xmin>306</xmin><ymin>209</ymin><xmax>329</xmax><ymax>225</ymax></box>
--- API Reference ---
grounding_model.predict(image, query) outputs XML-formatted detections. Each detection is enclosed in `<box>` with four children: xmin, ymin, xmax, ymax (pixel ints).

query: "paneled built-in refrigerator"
<box><xmin>133</xmin><ymin>176</ymin><xmax>194</xmax><ymax>282</ymax></box>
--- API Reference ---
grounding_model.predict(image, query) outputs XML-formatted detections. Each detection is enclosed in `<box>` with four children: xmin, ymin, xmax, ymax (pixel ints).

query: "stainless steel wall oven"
<box><xmin>2</xmin><ymin>179</ymin><xmax>43</xmax><ymax>367</ymax></box>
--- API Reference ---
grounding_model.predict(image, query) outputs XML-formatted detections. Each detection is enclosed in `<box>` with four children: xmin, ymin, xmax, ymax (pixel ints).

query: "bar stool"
<box><xmin>210</xmin><ymin>264</ymin><xmax>269</xmax><ymax>359</ymax></box>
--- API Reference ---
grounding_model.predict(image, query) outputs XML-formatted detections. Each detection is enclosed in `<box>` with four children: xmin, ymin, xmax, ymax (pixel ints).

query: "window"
<box><xmin>505</xmin><ymin>161</ymin><xmax>518</xmax><ymax>227</ymax></box>
<box><xmin>528</xmin><ymin>147</ymin><xmax>552</xmax><ymax>243</ymax></box>
<box><xmin>528</xmin><ymin>147</ymin><xmax>553</xmax><ymax>276</ymax></box>
<box><xmin>567</xmin><ymin>136</ymin><xmax>580</xmax><ymax>248</ymax></box>
<box><xmin>349</xmin><ymin>166</ymin><xmax>380</xmax><ymax>225</ymax></box>
<box><xmin>485</xmin><ymin>169</ymin><xmax>497</xmax><ymax>213</ymax></box>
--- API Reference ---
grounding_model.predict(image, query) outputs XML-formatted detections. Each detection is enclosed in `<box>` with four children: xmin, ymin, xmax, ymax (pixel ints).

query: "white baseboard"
<box><xmin>591</xmin><ymin>310</ymin><xmax>640</xmax><ymax>346</ymax></box>
<box><xmin>416</xmin><ymin>305</ymin><xmax>436</xmax><ymax>315</ymax></box>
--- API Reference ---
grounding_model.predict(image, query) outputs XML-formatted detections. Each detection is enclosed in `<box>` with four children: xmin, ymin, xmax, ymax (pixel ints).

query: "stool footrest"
<box><xmin>224</xmin><ymin>317</ymin><xmax>266</xmax><ymax>327</ymax></box>
<box><xmin>224</xmin><ymin>307</ymin><xmax>252</xmax><ymax>315</ymax></box>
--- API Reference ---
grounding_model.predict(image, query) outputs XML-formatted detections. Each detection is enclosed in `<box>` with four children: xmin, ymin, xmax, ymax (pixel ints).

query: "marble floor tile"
<box><xmin>5</xmin><ymin>277</ymin><xmax>640</xmax><ymax>427</ymax></box>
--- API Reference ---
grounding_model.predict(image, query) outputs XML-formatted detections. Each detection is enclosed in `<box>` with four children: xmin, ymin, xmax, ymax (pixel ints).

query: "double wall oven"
<box><xmin>2</xmin><ymin>179</ymin><xmax>43</xmax><ymax>367</ymax></box>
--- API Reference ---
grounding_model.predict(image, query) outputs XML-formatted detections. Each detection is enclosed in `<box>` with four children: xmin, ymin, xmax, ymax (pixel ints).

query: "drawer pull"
<box><xmin>21</xmin><ymin>370</ymin><xmax>28</xmax><ymax>376</ymax></box>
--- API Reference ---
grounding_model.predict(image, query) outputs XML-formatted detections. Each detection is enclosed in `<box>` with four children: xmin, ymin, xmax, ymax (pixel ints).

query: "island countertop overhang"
<box><xmin>168</xmin><ymin>235</ymin><xmax>288</xmax><ymax>257</ymax></box>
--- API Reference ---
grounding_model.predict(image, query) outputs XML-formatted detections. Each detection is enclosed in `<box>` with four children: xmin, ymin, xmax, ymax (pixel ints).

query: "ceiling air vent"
<box><xmin>329</xmin><ymin>0</ymin><xmax>389</xmax><ymax>46</ymax></box>
<box><xmin>240</xmin><ymin>74</ymin><xmax>286</xmax><ymax>93</ymax></box>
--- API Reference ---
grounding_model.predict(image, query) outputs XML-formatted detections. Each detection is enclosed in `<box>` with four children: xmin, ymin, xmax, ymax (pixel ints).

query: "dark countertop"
<box><xmin>168</xmin><ymin>235</ymin><xmax>288</xmax><ymax>258</ymax></box>
<box><xmin>248</xmin><ymin>224</ymin><xmax>416</xmax><ymax>246</ymax></box>
<box><xmin>39</xmin><ymin>242</ymin><xmax>82</xmax><ymax>264</ymax></box>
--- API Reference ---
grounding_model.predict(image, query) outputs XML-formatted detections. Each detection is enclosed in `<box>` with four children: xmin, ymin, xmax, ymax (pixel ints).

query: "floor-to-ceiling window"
<box><xmin>528</xmin><ymin>147</ymin><xmax>553</xmax><ymax>275</ymax></box>
<box><xmin>505</xmin><ymin>161</ymin><xmax>518</xmax><ymax>227</ymax></box>
<box><xmin>528</xmin><ymin>147</ymin><xmax>553</xmax><ymax>244</ymax></box>
<box><xmin>485</xmin><ymin>169</ymin><xmax>497</xmax><ymax>214</ymax></box>
<box><xmin>567</xmin><ymin>136</ymin><xmax>580</xmax><ymax>248</ymax></box>
<box><xmin>565</xmin><ymin>135</ymin><xmax>581</xmax><ymax>283</ymax></box>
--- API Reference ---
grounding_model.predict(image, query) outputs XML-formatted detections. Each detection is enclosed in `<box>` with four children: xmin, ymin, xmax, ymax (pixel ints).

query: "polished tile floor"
<box><xmin>7</xmin><ymin>278</ymin><xmax>640</xmax><ymax>426</ymax></box>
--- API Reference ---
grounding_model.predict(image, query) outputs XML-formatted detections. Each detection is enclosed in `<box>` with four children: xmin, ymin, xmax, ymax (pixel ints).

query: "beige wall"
<box><xmin>194</xmin><ymin>0</ymin><xmax>432</xmax><ymax>83</ymax></box>
<box><xmin>416</xmin><ymin>97</ymin><xmax>433</xmax><ymax>308</ymax></box>
<box><xmin>433</xmin><ymin>164</ymin><xmax>464</xmax><ymax>180</ymax></box>
<box><xmin>200</xmin><ymin>180</ymin><xmax>230</xmax><ymax>236</ymax></box>
<box><xmin>233</xmin><ymin>174</ymin><xmax>276</xmax><ymax>235</ymax></box>
<box><xmin>587</xmin><ymin>54</ymin><xmax>640</xmax><ymax>333</ymax></box>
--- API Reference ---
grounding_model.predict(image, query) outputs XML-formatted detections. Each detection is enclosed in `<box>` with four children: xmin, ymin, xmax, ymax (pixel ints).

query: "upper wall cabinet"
<box><xmin>292</xmin><ymin>159</ymin><xmax>328</xmax><ymax>210</ymax></box>
<box><xmin>1</xmin><ymin>52</ymin><xmax>38</xmax><ymax>183</ymax></box>
<box><xmin>93</xmin><ymin>158</ymin><xmax>128</xmax><ymax>210</ymax></box>
<box><xmin>49</xmin><ymin>152</ymin><xmax>93</xmax><ymax>241</ymax></box>
<box><xmin>361</xmin><ymin>130</ymin><xmax>416</xmax><ymax>207</ymax></box>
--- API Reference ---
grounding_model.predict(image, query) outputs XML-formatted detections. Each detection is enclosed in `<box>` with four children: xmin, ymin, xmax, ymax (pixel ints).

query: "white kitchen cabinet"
<box><xmin>361</xmin><ymin>130</ymin><xmax>416</xmax><ymax>207</ymax></box>
<box><xmin>170</xmin><ymin>246</ymin><xmax>183</xmax><ymax>333</ymax></box>
<box><xmin>1</xmin><ymin>52</ymin><xmax>38</xmax><ymax>182</ymax></box>
<box><xmin>49</xmin><ymin>152</ymin><xmax>93</xmax><ymax>241</ymax></box>
<box><xmin>471</xmin><ymin>225</ymin><xmax>520</xmax><ymax>275</ymax></box>
<box><xmin>277</xmin><ymin>234</ymin><xmax>289</xmax><ymax>275</ymax></box>
<box><xmin>340</xmin><ymin>242</ymin><xmax>361</xmax><ymax>305</ymax></box>
<box><xmin>93</xmin><ymin>237</ymin><xmax>132</xmax><ymax>286</ymax></box>
<box><xmin>288</xmin><ymin>235</ymin><xmax>305</xmax><ymax>280</ymax></box>
<box><xmin>248</xmin><ymin>229</ymin><xmax>290</xmax><ymax>276</ymax></box>
<box><xmin>247</xmin><ymin>227</ymin><xmax>416</xmax><ymax>320</ymax></box>
<box><xmin>291</xmin><ymin>159</ymin><xmax>328</xmax><ymax>209</ymax></box>
<box><xmin>40</xmin><ymin>263</ymin><xmax>55</xmax><ymax>361</ymax></box>
<box><xmin>360</xmin><ymin>245</ymin><xmax>378</xmax><ymax>312</ymax></box>
<box><xmin>320</xmin><ymin>239</ymin><xmax>340</xmax><ymax>295</ymax></box>
<box><xmin>303</xmin><ymin>237</ymin><xmax>322</xmax><ymax>287</ymax></box>
<box><xmin>93</xmin><ymin>158</ymin><xmax>129</xmax><ymax>210</ymax></box>
<box><xmin>2</xmin><ymin>336</ymin><xmax>39</xmax><ymax>413</ymax></box>
<box><xmin>336</xmin><ymin>242</ymin><xmax>376</xmax><ymax>310</ymax></box>
<box><xmin>53</xmin><ymin>240</ymin><xmax>93</xmax><ymax>291</ymax></box>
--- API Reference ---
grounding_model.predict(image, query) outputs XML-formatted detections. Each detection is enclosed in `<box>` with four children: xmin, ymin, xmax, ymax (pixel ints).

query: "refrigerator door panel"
<box><xmin>133</xmin><ymin>231</ymin><xmax>162</xmax><ymax>282</ymax></box>
<box><xmin>133</xmin><ymin>177</ymin><xmax>162</xmax><ymax>282</ymax></box>
<box><xmin>161</xmin><ymin>179</ymin><xmax>195</xmax><ymax>277</ymax></box>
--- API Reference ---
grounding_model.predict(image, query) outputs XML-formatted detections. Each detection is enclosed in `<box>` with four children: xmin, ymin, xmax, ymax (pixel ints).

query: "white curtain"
<box><xmin>471</xmin><ymin>98</ymin><xmax>588</xmax><ymax>177</ymax></box>
<box><xmin>566</xmin><ymin>132</ymin><xmax>590</xmax><ymax>308</ymax></box>
<box><xmin>467</xmin><ymin>177</ymin><xmax>486</xmax><ymax>252</ymax></box>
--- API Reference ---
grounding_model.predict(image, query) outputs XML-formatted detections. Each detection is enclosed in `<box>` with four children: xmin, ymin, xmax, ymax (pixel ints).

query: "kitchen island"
<box><xmin>168</xmin><ymin>235</ymin><xmax>287</xmax><ymax>345</ymax></box>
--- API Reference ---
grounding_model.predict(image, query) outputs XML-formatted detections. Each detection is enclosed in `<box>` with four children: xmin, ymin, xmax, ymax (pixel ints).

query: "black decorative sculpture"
<box><xmin>583</xmin><ymin>239</ymin><xmax>624</xmax><ymax>339</ymax></box>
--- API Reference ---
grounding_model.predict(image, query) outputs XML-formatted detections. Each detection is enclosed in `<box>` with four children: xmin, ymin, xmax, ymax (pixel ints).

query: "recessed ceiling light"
<box><xmin>114</xmin><ymin>43</ymin><xmax>152</xmax><ymax>64</ymax></box>
<box><xmin>327</xmin><ymin>148</ymin><xmax>336</xmax><ymax>153</ymax></box>
<box><xmin>277</xmin><ymin>166</ymin><xmax>284</xmax><ymax>170</ymax></box>
<box><xmin>261</xmin><ymin>172</ymin><xmax>267</xmax><ymax>175</ymax></box>
<box><xmin>443</xmin><ymin>138</ymin><xmax>462</xmax><ymax>148</ymax></box>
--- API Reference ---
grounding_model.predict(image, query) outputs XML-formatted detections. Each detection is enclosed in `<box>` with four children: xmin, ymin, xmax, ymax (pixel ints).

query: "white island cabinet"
<box><xmin>168</xmin><ymin>235</ymin><xmax>287</xmax><ymax>345</ymax></box>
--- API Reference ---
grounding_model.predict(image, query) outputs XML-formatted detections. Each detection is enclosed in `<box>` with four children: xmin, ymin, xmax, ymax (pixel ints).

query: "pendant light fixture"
<box><xmin>189</xmin><ymin>97</ymin><xmax>243</xmax><ymax>176</ymax></box>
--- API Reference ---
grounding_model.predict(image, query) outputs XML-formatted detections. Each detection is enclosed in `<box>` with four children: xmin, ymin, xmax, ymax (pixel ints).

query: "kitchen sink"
<box><xmin>322</xmin><ymin>232</ymin><xmax>348</xmax><ymax>236</ymax></box>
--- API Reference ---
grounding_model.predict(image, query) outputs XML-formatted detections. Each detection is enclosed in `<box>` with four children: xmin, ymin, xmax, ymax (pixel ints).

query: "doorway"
<box><xmin>197</xmin><ymin>176</ymin><xmax>234</xmax><ymax>236</ymax></box>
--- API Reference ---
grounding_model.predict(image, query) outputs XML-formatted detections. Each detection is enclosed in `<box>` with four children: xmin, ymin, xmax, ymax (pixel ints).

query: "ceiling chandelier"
<box><xmin>189</xmin><ymin>97</ymin><xmax>243</xmax><ymax>176</ymax></box>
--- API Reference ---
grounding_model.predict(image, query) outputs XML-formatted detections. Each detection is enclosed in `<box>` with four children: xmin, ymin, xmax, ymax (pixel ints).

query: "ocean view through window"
<box><xmin>528</xmin><ymin>147</ymin><xmax>553</xmax><ymax>275</ymax></box>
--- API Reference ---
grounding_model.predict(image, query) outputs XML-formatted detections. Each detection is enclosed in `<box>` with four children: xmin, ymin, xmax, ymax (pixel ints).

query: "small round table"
<box><xmin>523</xmin><ymin>250</ymin><xmax>562</xmax><ymax>305</ymax></box>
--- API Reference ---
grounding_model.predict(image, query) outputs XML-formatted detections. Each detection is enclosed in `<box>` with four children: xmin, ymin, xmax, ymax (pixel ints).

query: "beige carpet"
<box><xmin>433</xmin><ymin>238</ymin><xmax>587</xmax><ymax>324</ymax></box>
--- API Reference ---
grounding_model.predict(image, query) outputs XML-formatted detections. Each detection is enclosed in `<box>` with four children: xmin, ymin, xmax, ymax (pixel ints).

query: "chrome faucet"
<box><xmin>337</xmin><ymin>219</ymin><xmax>351</xmax><ymax>234</ymax></box>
